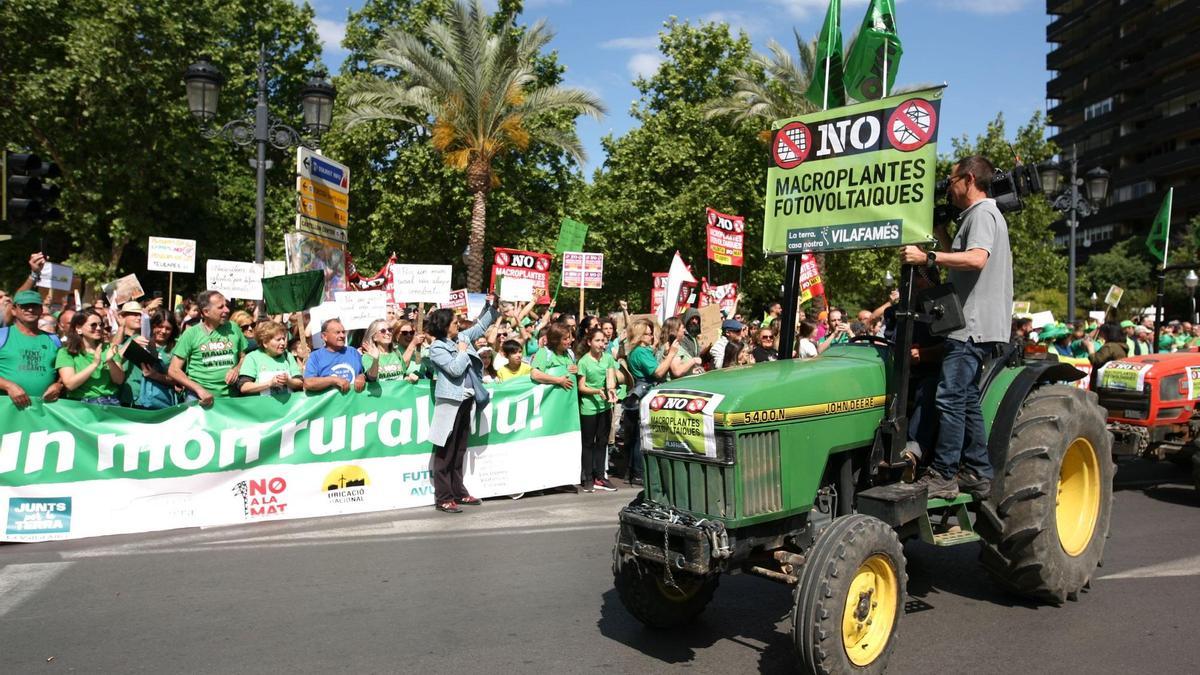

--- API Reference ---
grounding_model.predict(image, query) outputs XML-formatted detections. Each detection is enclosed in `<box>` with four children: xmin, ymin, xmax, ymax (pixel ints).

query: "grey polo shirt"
<box><xmin>947</xmin><ymin>198</ymin><xmax>1012</xmax><ymax>344</ymax></box>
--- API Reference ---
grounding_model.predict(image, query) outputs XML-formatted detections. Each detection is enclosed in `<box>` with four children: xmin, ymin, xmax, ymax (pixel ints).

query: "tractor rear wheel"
<box><xmin>977</xmin><ymin>384</ymin><xmax>1113</xmax><ymax>604</ymax></box>
<box><xmin>792</xmin><ymin>514</ymin><xmax>906</xmax><ymax>675</ymax></box>
<box><xmin>613</xmin><ymin>554</ymin><xmax>719</xmax><ymax>629</ymax></box>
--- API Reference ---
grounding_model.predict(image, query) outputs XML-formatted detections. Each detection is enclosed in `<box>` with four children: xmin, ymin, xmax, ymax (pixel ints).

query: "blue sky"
<box><xmin>307</xmin><ymin>0</ymin><xmax>1051</xmax><ymax>172</ymax></box>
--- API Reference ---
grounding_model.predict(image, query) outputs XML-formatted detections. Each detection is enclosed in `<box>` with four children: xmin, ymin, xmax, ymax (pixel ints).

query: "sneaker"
<box><xmin>629</xmin><ymin>476</ymin><xmax>643</xmax><ymax>487</ymax></box>
<box><xmin>581</xmin><ymin>483</ymin><xmax>595</xmax><ymax>493</ymax></box>
<box><xmin>905</xmin><ymin>469</ymin><xmax>959</xmax><ymax>500</ymax></box>
<box><xmin>956</xmin><ymin>470</ymin><xmax>991</xmax><ymax>500</ymax></box>
<box><xmin>593</xmin><ymin>478</ymin><xmax>618</xmax><ymax>492</ymax></box>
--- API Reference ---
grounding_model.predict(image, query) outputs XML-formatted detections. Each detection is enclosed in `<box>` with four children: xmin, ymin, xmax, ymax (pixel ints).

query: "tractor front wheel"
<box><xmin>978</xmin><ymin>384</ymin><xmax>1114</xmax><ymax>603</ymax></box>
<box><xmin>613</xmin><ymin>554</ymin><xmax>719</xmax><ymax>629</ymax></box>
<box><xmin>792</xmin><ymin>514</ymin><xmax>906</xmax><ymax>675</ymax></box>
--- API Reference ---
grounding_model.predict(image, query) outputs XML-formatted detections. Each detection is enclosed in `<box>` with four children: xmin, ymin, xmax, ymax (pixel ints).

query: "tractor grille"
<box><xmin>645</xmin><ymin>455</ymin><xmax>736</xmax><ymax>519</ymax></box>
<box><xmin>739</xmin><ymin>431</ymin><xmax>783</xmax><ymax>516</ymax></box>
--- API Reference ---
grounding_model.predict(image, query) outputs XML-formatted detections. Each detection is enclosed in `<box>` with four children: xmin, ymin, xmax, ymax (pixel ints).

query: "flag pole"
<box><xmin>882</xmin><ymin>43</ymin><xmax>889</xmax><ymax>98</ymax></box>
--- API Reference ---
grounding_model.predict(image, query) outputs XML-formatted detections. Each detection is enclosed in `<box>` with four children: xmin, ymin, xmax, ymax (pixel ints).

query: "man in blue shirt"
<box><xmin>304</xmin><ymin>319</ymin><xmax>370</xmax><ymax>393</ymax></box>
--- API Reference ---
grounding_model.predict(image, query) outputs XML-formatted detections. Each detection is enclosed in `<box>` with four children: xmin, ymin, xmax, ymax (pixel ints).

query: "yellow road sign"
<box><xmin>297</xmin><ymin>177</ymin><xmax>349</xmax><ymax>210</ymax></box>
<box><xmin>298</xmin><ymin>194</ymin><xmax>348</xmax><ymax>227</ymax></box>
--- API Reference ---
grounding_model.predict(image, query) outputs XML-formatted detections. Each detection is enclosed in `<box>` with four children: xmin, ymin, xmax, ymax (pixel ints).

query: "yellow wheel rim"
<box><xmin>841</xmin><ymin>554</ymin><xmax>898</xmax><ymax>667</ymax></box>
<box><xmin>1057</xmin><ymin>437</ymin><xmax>1101</xmax><ymax>557</ymax></box>
<box><xmin>654</xmin><ymin>573</ymin><xmax>701</xmax><ymax>602</ymax></box>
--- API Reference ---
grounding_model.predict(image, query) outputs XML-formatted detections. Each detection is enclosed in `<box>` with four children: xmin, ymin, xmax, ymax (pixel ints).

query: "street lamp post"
<box><xmin>1186</xmin><ymin>269</ymin><xmax>1199</xmax><ymax>324</ymax></box>
<box><xmin>1039</xmin><ymin>144</ymin><xmax>1109</xmax><ymax>324</ymax></box>
<box><xmin>183</xmin><ymin>47</ymin><xmax>335</xmax><ymax>267</ymax></box>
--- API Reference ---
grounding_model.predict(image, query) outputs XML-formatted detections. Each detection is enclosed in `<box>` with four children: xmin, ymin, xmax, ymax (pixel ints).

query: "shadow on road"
<box><xmin>597</xmin><ymin>574</ymin><xmax>800</xmax><ymax>672</ymax></box>
<box><xmin>903</xmin><ymin>540</ymin><xmax>1040</xmax><ymax>610</ymax></box>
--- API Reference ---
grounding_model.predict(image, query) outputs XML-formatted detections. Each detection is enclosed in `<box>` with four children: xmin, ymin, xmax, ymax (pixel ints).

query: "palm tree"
<box><xmin>342</xmin><ymin>0</ymin><xmax>605</xmax><ymax>291</ymax></box>
<box><xmin>702</xmin><ymin>29</ymin><xmax>820</xmax><ymax>134</ymax></box>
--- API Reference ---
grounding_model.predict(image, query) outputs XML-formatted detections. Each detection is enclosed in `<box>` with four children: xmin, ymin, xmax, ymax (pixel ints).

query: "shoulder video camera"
<box><xmin>933</xmin><ymin>163</ymin><xmax>1042</xmax><ymax>226</ymax></box>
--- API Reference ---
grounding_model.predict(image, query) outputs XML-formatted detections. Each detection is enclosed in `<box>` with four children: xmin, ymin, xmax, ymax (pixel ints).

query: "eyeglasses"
<box><xmin>761</xmin><ymin>335</ymin><xmax>775</xmax><ymax>340</ymax></box>
<box><xmin>378</xmin><ymin>328</ymin><xmax>392</xmax><ymax>333</ymax></box>
<box><xmin>238</xmin><ymin>323</ymin><xmax>254</xmax><ymax>331</ymax></box>
<box><xmin>399</xmin><ymin>330</ymin><xmax>414</xmax><ymax>336</ymax></box>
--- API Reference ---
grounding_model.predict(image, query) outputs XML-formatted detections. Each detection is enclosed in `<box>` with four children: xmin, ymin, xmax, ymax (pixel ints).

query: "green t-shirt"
<box><xmin>0</xmin><ymin>327</ymin><xmax>59</xmax><ymax>398</ymax></box>
<box><xmin>363</xmin><ymin>351</ymin><xmax>408</xmax><ymax>381</ymax></box>
<box><xmin>119</xmin><ymin>336</ymin><xmax>146</xmax><ymax>407</ymax></box>
<box><xmin>54</xmin><ymin>345</ymin><xmax>122</xmax><ymax>400</ymax></box>
<box><xmin>578</xmin><ymin>352</ymin><xmax>617</xmax><ymax>414</ymax></box>
<box><xmin>627</xmin><ymin>345</ymin><xmax>659</xmax><ymax>382</ymax></box>
<box><xmin>240</xmin><ymin>349</ymin><xmax>301</xmax><ymax>394</ymax></box>
<box><xmin>172</xmin><ymin>322</ymin><xmax>247</xmax><ymax>398</ymax></box>
<box><xmin>532</xmin><ymin>346</ymin><xmax>574</xmax><ymax>375</ymax></box>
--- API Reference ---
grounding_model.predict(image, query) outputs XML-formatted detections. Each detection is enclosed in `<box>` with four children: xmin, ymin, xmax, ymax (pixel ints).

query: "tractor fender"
<box><xmin>985</xmin><ymin>362</ymin><xmax>1085</xmax><ymax>474</ymax></box>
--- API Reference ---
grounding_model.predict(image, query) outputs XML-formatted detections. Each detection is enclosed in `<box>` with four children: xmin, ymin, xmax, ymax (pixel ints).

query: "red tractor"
<box><xmin>1093</xmin><ymin>352</ymin><xmax>1200</xmax><ymax>490</ymax></box>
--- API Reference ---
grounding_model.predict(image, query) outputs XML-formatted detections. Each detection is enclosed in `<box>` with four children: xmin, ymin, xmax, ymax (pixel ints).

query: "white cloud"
<box><xmin>700</xmin><ymin>10</ymin><xmax>769</xmax><ymax>36</ymax></box>
<box><xmin>314</xmin><ymin>17</ymin><xmax>347</xmax><ymax>54</ymax></box>
<box><xmin>934</xmin><ymin>0</ymin><xmax>1030</xmax><ymax>14</ymax></box>
<box><xmin>601</xmin><ymin>35</ymin><xmax>660</xmax><ymax>51</ymax></box>
<box><xmin>628</xmin><ymin>53</ymin><xmax>664</xmax><ymax>79</ymax></box>
<box><xmin>769</xmin><ymin>0</ymin><xmax>868</xmax><ymax>19</ymax></box>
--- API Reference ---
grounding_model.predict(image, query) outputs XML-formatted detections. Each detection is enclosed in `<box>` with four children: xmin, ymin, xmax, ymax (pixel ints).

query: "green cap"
<box><xmin>1039</xmin><ymin>323</ymin><xmax>1069</xmax><ymax>341</ymax></box>
<box><xmin>12</xmin><ymin>290</ymin><xmax>43</xmax><ymax>306</ymax></box>
<box><xmin>1119</xmin><ymin>320</ymin><xmax>1135</xmax><ymax>328</ymax></box>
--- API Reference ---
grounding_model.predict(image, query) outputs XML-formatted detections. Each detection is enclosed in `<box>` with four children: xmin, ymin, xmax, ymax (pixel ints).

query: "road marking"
<box><xmin>0</xmin><ymin>562</ymin><xmax>73</xmax><ymax>618</ymax></box>
<box><xmin>1099</xmin><ymin>554</ymin><xmax>1200</xmax><ymax>580</ymax></box>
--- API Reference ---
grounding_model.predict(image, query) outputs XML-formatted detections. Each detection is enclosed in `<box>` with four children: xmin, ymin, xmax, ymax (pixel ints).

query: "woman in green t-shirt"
<box><xmin>577</xmin><ymin>327</ymin><xmax>620</xmax><ymax>493</ymax></box>
<box><xmin>55</xmin><ymin>308</ymin><xmax>126</xmax><ymax>405</ymax></box>
<box><xmin>530</xmin><ymin>323</ymin><xmax>577</xmax><ymax>390</ymax></box>
<box><xmin>362</xmin><ymin>319</ymin><xmax>419</xmax><ymax>383</ymax></box>
<box><xmin>617</xmin><ymin>319</ymin><xmax>675</xmax><ymax>485</ymax></box>
<box><xmin>237</xmin><ymin>321</ymin><xmax>303</xmax><ymax>395</ymax></box>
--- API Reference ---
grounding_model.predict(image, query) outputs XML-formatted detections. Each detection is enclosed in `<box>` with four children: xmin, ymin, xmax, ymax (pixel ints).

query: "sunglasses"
<box><xmin>399</xmin><ymin>330</ymin><xmax>413</xmax><ymax>335</ymax></box>
<box><xmin>761</xmin><ymin>335</ymin><xmax>775</xmax><ymax>340</ymax></box>
<box><xmin>83</xmin><ymin>322</ymin><xmax>102</xmax><ymax>329</ymax></box>
<box><xmin>378</xmin><ymin>327</ymin><xmax>392</xmax><ymax>333</ymax></box>
<box><xmin>17</xmin><ymin>304</ymin><xmax>43</xmax><ymax>312</ymax></box>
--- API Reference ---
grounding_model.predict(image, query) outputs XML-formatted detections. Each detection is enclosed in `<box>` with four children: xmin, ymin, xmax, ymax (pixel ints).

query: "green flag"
<box><xmin>262</xmin><ymin>270</ymin><xmax>325</xmax><ymax>313</ymax></box>
<box><xmin>1145</xmin><ymin>187</ymin><xmax>1173</xmax><ymax>264</ymax></box>
<box><xmin>803</xmin><ymin>0</ymin><xmax>846</xmax><ymax>110</ymax></box>
<box><xmin>843</xmin><ymin>0</ymin><xmax>902</xmax><ymax>101</ymax></box>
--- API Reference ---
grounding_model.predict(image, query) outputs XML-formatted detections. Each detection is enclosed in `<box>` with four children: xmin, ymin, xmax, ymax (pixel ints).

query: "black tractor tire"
<box><xmin>792</xmin><ymin>514</ymin><xmax>907</xmax><ymax>675</ymax></box>
<box><xmin>977</xmin><ymin>384</ymin><xmax>1114</xmax><ymax>604</ymax></box>
<box><xmin>1191</xmin><ymin>452</ymin><xmax>1200</xmax><ymax>492</ymax></box>
<box><xmin>612</xmin><ymin>553</ymin><xmax>719</xmax><ymax>629</ymax></box>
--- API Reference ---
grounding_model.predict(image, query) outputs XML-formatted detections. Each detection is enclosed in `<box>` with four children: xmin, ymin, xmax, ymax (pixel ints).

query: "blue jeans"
<box><xmin>931</xmin><ymin>338</ymin><xmax>994</xmax><ymax>480</ymax></box>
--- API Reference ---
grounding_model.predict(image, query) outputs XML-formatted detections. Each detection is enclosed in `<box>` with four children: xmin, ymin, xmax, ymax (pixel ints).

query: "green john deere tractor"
<box><xmin>611</xmin><ymin>268</ymin><xmax>1114</xmax><ymax>674</ymax></box>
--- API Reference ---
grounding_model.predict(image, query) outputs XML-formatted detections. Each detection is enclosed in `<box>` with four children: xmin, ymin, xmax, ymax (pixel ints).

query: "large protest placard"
<box><xmin>102</xmin><ymin>274</ymin><xmax>144</xmax><ymax>307</ymax></box>
<box><xmin>705</xmin><ymin>208</ymin><xmax>745</xmax><ymax>267</ymax></box>
<box><xmin>441</xmin><ymin>289</ymin><xmax>468</xmax><ymax>317</ymax></box>
<box><xmin>206</xmin><ymin>260</ymin><xmax>264</xmax><ymax>300</ymax></box>
<box><xmin>285</xmin><ymin>231</ymin><xmax>347</xmax><ymax>300</ymax></box>
<box><xmin>1105</xmin><ymin>285</ymin><xmax>1124</xmax><ymax>308</ymax></box>
<box><xmin>37</xmin><ymin>262</ymin><xmax>73</xmax><ymax>293</ymax></box>
<box><xmin>146</xmin><ymin>237</ymin><xmax>197</xmax><ymax>274</ymax></box>
<box><xmin>764</xmin><ymin>87</ymin><xmax>943</xmax><ymax>254</ymax></box>
<box><xmin>333</xmin><ymin>290</ymin><xmax>388</xmax><ymax>330</ymax></box>
<box><xmin>798</xmin><ymin>253</ymin><xmax>825</xmax><ymax>303</ymax></box>
<box><xmin>699</xmin><ymin>281</ymin><xmax>738</xmax><ymax>317</ymax></box>
<box><xmin>497</xmin><ymin>276</ymin><xmax>535</xmax><ymax>302</ymax></box>
<box><xmin>650</xmin><ymin>273</ymin><xmax>695</xmax><ymax>317</ymax></box>
<box><xmin>641</xmin><ymin>389</ymin><xmax>726</xmax><ymax>459</ymax></box>
<box><xmin>0</xmin><ymin>380</ymin><xmax>580</xmax><ymax>542</ymax></box>
<box><xmin>562</xmin><ymin>252</ymin><xmax>603</xmax><ymax>289</ymax></box>
<box><xmin>1096</xmin><ymin>361</ymin><xmax>1153</xmax><ymax>392</ymax></box>
<box><xmin>390</xmin><ymin>264</ymin><xmax>452</xmax><ymax>304</ymax></box>
<box><xmin>490</xmin><ymin>248</ymin><xmax>552</xmax><ymax>295</ymax></box>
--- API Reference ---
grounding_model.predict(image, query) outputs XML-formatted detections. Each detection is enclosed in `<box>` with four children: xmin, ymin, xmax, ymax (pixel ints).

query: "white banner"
<box><xmin>206</xmin><ymin>259</ymin><xmax>264</xmax><ymax>300</ymax></box>
<box><xmin>391</xmin><ymin>264</ymin><xmax>452</xmax><ymax>304</ymax></box>
<box><xmin>147</xmin><ymin>236</ymin><xmax>197</xmax><ymax>274</ymax></box>
<box><xmin>333</xmin><ymin>290</ymin><xmax>388</xmax><ymax>331</ymax></box>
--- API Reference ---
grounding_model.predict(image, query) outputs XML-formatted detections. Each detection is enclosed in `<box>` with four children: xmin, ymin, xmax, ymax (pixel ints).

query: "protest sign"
<box><xmin>1097</xmin><ymin>361</ymin><xmax>1153</xmax><ymax>392</ymax></box>
<box><xmin>441</xmin><ymin>289</ymin><xmax>469</xmax><ymax>317</ymax></box>
<box><xmin>705</xmin><ymin>208</ymin><xmax>745</xmax><ymax>267</ymax></box>
<box><xmin>263</xmin><ymin>261</ymin><xmax>287</xmax><ymax>278</ymax></box>
<box><xmin>698</xmin><ymin>303</ymin><xmax>724</xmax><ymax>348</ymax></box>
<box><xmin>650</xmin><ymin>273</ymin><xmax>695</xmax><ymax>317</ymax></box>
<box><xmin>641</xmin><ymin>389</ymin><xmax>726</xmax><ymax>459</ymax></box>
<box><xmin>391</xmin><ymin>264</ymin><xmax>452</xmax><ymax>304</ymax></box>
<box><xmin>555</xmin><ymin>218</ymin><xmax>588</xmax><ymax>256</ymax></box>
<box><xmin>1104</xmin><ymin>285</ymin><xmax>1124</xmax><ymax>308</ymax></box>
<box><xmin>561</xmin><ymin>252</ymin><xmax>603</xmax><ymax>289</ymax></box>
<box><xmin>498</xmin><ymin>276</ymin><xmax>535</xmax><ymax>302</ymax></box>
<box><xmin>334</xmin><ymin>290</ymin><xmax>387</xmax><ymax>330</ymax></box>
<box><xmin>102</xmin><ymin>274</ymin><xmax>144</xmax><ymax>306</ymax></box>
<box><xmin>37</xmin><ymin>262</ymin><xmax>73</xmax><ymax>292</ymax></box>
<box><xmin>490</xmin><ymin>248</ymin><xmax>552</xmax><ymax>295</ymax></box>
<box><xmin>285</xmin><ymin>231</ymin><xmax>346</xmax><ymax>300</ymax></box>
<box><xmin>764</xmin><ymin>87</ymin><xmax>943</xmax><ymax>254</ymax></box>
<box><xmin>1030</xmin><ymin>311</ymin><xmax>1055</xmax><ymax>329</ymax></box>
<box><xmin>0</xmin><ymin>381</ymin><xmax>580</xmax><ymax>542</ymax></box>
<box><xmin>1187</xmin><ymin>366</ymin><xmax>1200</xmax><ymax>400</ymax></box>
<box><xmin>206</xmin><ymin>260</ymin><xmax>264</xmax><ymax>300</ymax></box>
<box><xmin>467</xmin><ymin>293</ymin><xmax>487</xmax><ymax>320</ymax></box>
<box><xmin>1088</xmin><ymin>310</ymin><xmax>1106</xmax><ymax>324</ymax></box>
<box><xmin>306</xmin><ymin>301</ymin><xmax>341</xmax><ymax>340</ymax></box>
<box><xmin>699</xmin><ymin>281</ymin><xmax>738</xmax><ymax>317</ymax></box>
<box><xmin>146</xmin><ymin>237</ymin><xmax>197</xmax><ymax>274</ymax></box>
<box><xmin>798</xmin><ymin>253</ymin><xmax>825</xmax><ymax>303</ymax></box>
<box><xmin>1012</xmin><ymin>301</ymin><xmax>1032</xmax><ymax>316</ymax></box>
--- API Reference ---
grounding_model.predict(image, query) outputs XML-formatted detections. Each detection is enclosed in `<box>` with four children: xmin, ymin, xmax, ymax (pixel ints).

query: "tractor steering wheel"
<box><xmin>849</xmin><ymin>334</ymin><xmax>894</xmax><ymax>349</ymax></box>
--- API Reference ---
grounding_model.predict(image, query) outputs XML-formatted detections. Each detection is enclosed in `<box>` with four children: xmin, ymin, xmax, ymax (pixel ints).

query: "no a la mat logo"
<box><xmin>232</xmin><ymin>477</ymin><xmax>289</xmax><ymax>519</ymax></box>
<box><xmin>7</xmin><ymin>497</ymin><xmax>72</xmax><ymax>535</ymax></box>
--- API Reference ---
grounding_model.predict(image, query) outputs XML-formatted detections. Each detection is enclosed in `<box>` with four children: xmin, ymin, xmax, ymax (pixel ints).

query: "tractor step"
<box><xmin>930</xmin><ymin>527</ymin><xmax>981</xmax><ymax>546</ymax></box>
<box><xmin>919</xmin><ymin>494</ymin><xmax>980</xmax><ymax>546</ymax></box>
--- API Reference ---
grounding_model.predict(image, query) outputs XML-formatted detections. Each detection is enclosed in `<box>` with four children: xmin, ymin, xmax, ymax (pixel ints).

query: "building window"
<box><xmin>1111</xmin><ymin>180</ymin><xmax>1156</xmax><ymax>204</ymax></box>
<box><xmin>1084</xmin><ymin>97</ymin><xmax>1113</xmax><ymax>121</ymax></box>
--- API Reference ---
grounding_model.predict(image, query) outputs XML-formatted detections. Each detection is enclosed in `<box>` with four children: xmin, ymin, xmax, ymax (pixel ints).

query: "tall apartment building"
<box><xmin>1045</xmin><ymin>0</ymin><xmax>1200</xmax><ymax>257</ymax></box>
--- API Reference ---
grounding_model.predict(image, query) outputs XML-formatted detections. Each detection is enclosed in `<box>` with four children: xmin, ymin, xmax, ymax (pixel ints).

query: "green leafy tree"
<box><xmin>0</xmin><ymin>0</ymin><xmax>321</xmax><ymax>294</ymax></box>
<box><xmin>339</xmin><ymin>0</ymin><xmax>604</xmax><ymax>291</ymax></box>
<box><xmin>701</xmin><ymin>30</ymin><xmax>819</xmax><ymax>133</ymax></box>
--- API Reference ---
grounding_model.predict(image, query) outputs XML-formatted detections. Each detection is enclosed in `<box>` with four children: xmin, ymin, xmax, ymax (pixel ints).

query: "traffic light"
<box><xmin>3</xmin><ymin>150</ymin><xmax>61</xmax><ymax>224</ymax></box>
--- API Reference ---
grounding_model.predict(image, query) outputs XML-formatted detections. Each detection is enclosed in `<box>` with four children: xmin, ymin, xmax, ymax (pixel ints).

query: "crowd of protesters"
<box><xmin>5</xmin><ymin>248</ymin><xmax>1200</xmax><ymax>511</ymax></box>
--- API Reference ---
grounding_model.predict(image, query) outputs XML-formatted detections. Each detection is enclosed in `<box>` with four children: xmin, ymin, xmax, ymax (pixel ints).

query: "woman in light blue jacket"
<box><xmin>425</xmin><ymin>296</ymin><xmax>497</xmax><ymax>513</ymax></box>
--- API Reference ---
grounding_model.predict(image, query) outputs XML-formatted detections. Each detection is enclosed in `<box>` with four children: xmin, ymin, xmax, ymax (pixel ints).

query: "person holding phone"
<box><xmin>655</xmin><ymin>317</ymin><xmax>702</xmax><ymax>380</ymax></box>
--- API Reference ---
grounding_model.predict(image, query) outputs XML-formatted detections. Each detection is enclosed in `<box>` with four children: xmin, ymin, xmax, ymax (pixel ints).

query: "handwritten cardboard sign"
<box><xmin>498</xmin><ymin>276</ymin><xmax>535</xmax><ymax>302</ymax></box>
<box><xmin>147</xmin><ymin>237</ymin><xmax>197</xmax><ymax>274</ymax></box>
<box><xmin>333</xmin><ymin>290</ymin><xmax>387</xmax><ymax>331</ymax></box>
<box><xmin>206</xmin><ymin>260</ymin><xmax>264</xmax><ymax>300</ymax></box>
<box><xmin>390</xmin><ymin>264</ymin><xmax>452</xmax><ymax>304</ymax></box>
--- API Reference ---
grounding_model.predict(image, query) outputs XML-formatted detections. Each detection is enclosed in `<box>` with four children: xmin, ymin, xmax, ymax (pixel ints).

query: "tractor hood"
<box><xmin>651</xmin><ymin>344</ymin><xmax>889</xmax><ymax>428</ymax></box>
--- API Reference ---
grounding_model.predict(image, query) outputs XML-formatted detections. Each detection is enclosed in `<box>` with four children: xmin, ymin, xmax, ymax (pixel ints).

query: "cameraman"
<box><xmin>898</xmin><ymin>155</ymin><xmax>1012</xmax><ymax>500</ymax></box>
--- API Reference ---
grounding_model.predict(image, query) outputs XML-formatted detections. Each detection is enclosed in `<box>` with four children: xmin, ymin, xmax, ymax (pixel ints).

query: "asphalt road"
<box><xmin>2</xmin><ymin>461</ymin><xmax>1199</xmax><ymax>674</ymax></box>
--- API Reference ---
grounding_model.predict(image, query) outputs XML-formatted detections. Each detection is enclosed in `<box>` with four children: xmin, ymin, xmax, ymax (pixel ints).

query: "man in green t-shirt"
<box><xmin>0</xmin><ymin>290</ymin><xmax>65</xmax><ymax>408</ymax></box>
<box><xmin>169</xmin><ymin>291</ymin><xmax>247</xmax><ymax>406</ymax></box>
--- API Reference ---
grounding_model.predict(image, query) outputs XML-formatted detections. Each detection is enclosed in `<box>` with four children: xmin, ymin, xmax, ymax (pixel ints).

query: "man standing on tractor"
<box><xmin>899</xmin><ymin>155</ymin><xmax>1013</xmax><ymax>500</ymax></box>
